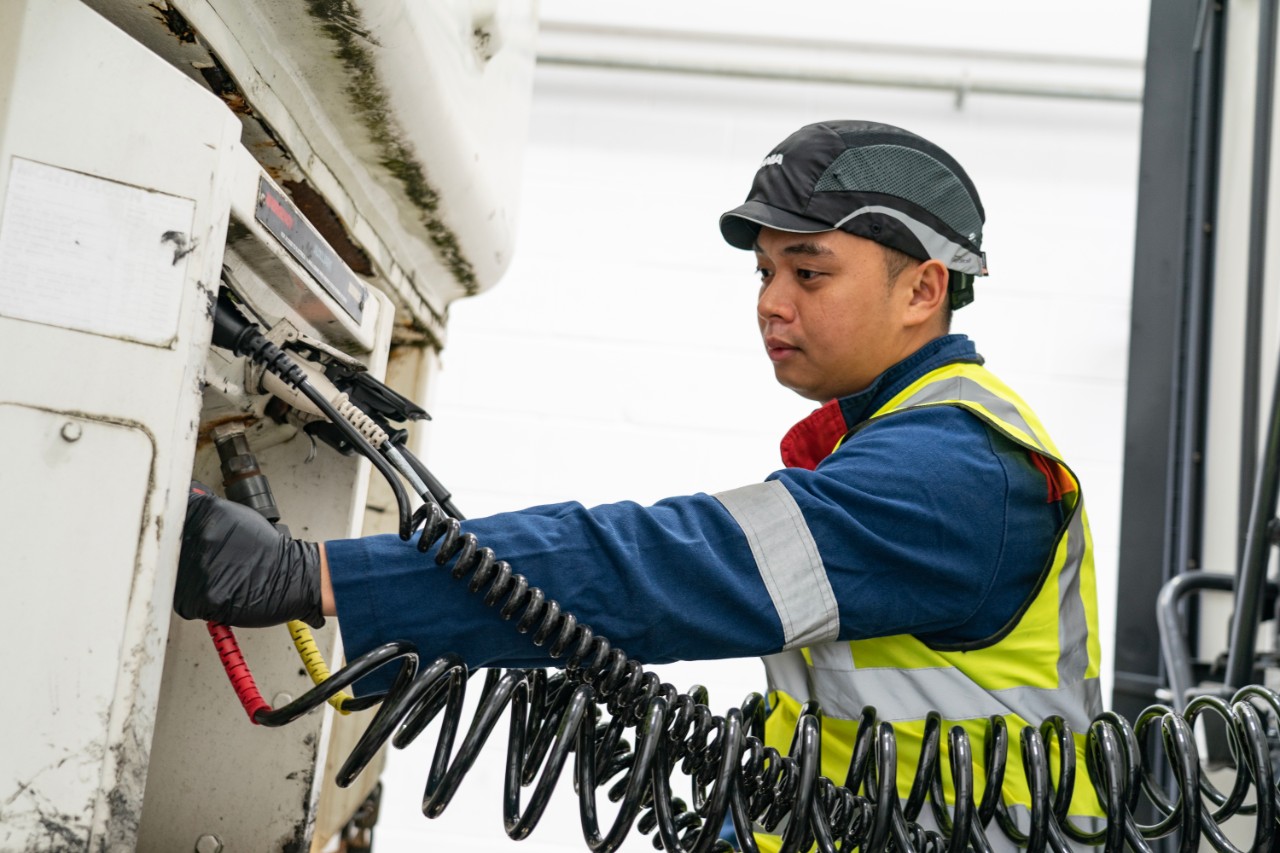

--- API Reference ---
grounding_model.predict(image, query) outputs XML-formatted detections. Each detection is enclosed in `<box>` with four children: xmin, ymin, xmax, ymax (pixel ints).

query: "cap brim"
<box><xmin>718</xmin><ymin>201</ymin><xmax>833</xmax><ymax>250</ymax></box>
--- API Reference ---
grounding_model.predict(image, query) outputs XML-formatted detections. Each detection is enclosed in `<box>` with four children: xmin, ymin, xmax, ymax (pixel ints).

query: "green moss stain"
<box><xmin>304</xmin><ymin>0</ymin><xmax>479</xmax><ymax>296</ymax></box>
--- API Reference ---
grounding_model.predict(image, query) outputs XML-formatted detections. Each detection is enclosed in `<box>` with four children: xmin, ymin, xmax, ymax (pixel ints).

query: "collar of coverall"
<box><xmin>779</xmin><ymin>334</ymin><xmax>983</xmax><ymax>470</ymax></box>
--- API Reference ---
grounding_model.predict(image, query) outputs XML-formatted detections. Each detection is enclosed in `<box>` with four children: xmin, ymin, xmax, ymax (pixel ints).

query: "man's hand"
<box><xmin>174</xmin><ymin>483</ymin><xmax>325</xmax><ymax>628</ymax></box>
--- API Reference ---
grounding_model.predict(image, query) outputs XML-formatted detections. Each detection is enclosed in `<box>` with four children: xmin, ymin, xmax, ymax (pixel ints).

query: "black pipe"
<box><xmin>399</xmin><ymin>444</ymin><xmax>465</xmax><ymax>521</ymax></box>
<box><xmin>1172</xmin><ymin>0</ymin><xmax>1224</xmax><ymax>648</ymax></box>
<box><xmin>1157</xmin><ymin>571</ymin><xmax>1235</xmax><ymax>711</ymax></box>
<box><xmin>1239</xmin><ymin>0</ymin><xmax>1279</xmax><ymax>555</ymax></box>
<box><xmin>1160</xmin><ymin>571</ymin><xmax>1280</xmax><ymax>708</ymax></box>
<box><xmin>1226</xmin><ymin>349</ymin><xmax>1280</xmax><ymax>688</ymax></box>
<box><xmin>1227</xmin><ymin>0</ymin><xmax>1280</xmax><ymax>690</ymax></box>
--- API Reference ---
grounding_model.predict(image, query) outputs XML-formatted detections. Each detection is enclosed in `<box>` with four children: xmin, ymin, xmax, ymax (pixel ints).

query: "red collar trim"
<box><xmin>780</xmin><ymin>399</ymin><xmax>850</xmax><ymax>470</ymax></box>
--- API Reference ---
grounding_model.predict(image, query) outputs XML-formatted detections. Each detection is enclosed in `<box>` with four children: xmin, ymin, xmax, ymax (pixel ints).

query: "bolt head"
<box><xmin>60</xmin><ymin>422</ymin><xmax>82</xmax><ymax>442</ymax></box>
<box><xmin>195</xmin><ymin>834</ymin><xmax>223</xmax><ymax>853</ymax></box>
<box><xmin>272</xmin><ymin>692</ymin><xmax>294</xmax><ymax>708</ymax></box>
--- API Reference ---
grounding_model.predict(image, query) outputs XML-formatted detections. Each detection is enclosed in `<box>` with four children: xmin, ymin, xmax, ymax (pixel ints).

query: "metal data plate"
<box><xmin>256</xmin><ymin>176</ymin><xmax>368</xmax><ymax>325</ymax></box>
<box><xmin>0</xmin><ymin>158</ymin><xmax>196</xmax><ymax>347</ymax></box>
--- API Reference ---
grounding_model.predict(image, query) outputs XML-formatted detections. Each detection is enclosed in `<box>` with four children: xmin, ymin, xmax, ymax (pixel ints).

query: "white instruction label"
<box><xmin>0</xmin><ymin>158</ymin><xmax>196</xmax><ymax>346</ymax></box>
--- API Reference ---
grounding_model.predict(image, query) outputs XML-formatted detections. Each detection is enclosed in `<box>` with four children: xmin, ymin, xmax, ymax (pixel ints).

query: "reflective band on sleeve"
<box><xmin>813</xmin><ymin>660</ymin><xmax>1100</xmax><ymax>732</ymax></box>
<box><xmin>895</xmin><ymin>375</ymin><xmax>1048</xmax><ymax>454</ymax></box>
<box><xmin>715</xmin><ymin>481</ymin><xmax>840</xmax><ymax>649</ymax></box>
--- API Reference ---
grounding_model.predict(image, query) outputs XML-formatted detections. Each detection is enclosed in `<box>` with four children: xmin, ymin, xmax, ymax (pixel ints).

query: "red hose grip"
<box><xmin>207</xmin><ymin>622</ymin><xmax>271</xmax><ymax>724</ymax></box>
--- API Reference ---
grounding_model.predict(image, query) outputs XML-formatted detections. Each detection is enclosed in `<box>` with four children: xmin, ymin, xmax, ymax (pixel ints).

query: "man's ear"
<box><xmin>903</xmin><ymin>259</ymin><xmax>949</xmax><ymax>327</ymax></box>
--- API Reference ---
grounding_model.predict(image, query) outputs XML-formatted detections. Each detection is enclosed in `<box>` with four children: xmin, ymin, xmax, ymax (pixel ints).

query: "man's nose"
<box><xmin>758</xmin><ymin>280</ymin><xmax>794</xmax><ymax>322</ymax></box>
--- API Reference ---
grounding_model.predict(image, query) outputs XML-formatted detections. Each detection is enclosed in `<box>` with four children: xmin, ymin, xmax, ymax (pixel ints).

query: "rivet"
<box><xmin>194</xmin><ymin>834</ymin><xmax>223</xmax><ymax>853</ymax></box>
<box><xmin>272</xmin><ymin>692</ymin><xmax>294</xmax><ymax>707</ymax></box>
<box><xmin>60</xmin><ymin>422</ymin><xmax>82</xmax><ymax>442</ymax></box>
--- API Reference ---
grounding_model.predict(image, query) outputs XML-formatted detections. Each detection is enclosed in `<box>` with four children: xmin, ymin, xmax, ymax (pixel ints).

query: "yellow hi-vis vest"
<box><xmin>755</xmin><ymin>362</ymin><xmax>1104</xmax><ymax>852</ymax></box>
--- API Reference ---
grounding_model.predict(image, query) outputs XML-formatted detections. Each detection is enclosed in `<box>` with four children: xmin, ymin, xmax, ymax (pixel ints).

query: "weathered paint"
<box><xmin>303</xmin><ymin>0</ymin><xmax>480</xmax><ymax>295</ymax></box>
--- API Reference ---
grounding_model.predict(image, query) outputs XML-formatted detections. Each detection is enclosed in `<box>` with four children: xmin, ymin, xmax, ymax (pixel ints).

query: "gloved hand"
<box><xmin>174</xmin><ymin>482</ymin><xmax>325</xmax><ymax>628</ymax></box>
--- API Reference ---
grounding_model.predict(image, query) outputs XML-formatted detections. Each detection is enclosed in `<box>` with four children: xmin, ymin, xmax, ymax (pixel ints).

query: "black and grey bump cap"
<box><xmin>720</xmin><ymin>120</ymin><xmax>988</xmax><ymax>295</ymax></box>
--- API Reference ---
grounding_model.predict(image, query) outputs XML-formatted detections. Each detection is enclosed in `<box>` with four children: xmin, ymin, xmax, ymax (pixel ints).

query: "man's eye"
<box><xmin>755</xmin><ymin>266</ymin><xmax>773</xmax><ymax>281</ymax></box>
<box><xmin>796</xmin><ymin>269</ymin><xmax>819</xmax><ymax>281</ymax></box>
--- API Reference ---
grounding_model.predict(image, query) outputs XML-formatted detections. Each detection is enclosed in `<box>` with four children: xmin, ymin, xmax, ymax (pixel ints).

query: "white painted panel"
<box><xmin>0</xmin><ymin>0</ymin><xmax>242</xmax><ymax>847</ymax></box>
<box><xmin>0</xmin><ymin>405</ymin><xmax>152</xmax><ymax>849</ymax></box>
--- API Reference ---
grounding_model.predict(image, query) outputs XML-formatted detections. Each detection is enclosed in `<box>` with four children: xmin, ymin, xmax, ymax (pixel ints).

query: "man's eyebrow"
<box><xmin>752</xmin><ymin>239</ymin><xmax>834</xmax><ymax>257</ymax></box>
<box><xmin>782</xmin><ymin>241</ymin><xmax>834</xmax><ymax>257</ymax></box>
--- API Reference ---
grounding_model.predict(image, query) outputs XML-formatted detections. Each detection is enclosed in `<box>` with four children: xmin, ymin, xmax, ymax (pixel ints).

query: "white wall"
<box><xmin>373</xmin><ymin>7</ymin><xmax>1145</xmax><ymax>849</ymax></box>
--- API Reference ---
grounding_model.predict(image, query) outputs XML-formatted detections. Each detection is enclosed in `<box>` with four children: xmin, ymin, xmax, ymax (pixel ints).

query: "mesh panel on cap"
<box><xmin>813</xmin><ymin>144</ymin><xmax>983</xmax><ymax>243</ymax></box>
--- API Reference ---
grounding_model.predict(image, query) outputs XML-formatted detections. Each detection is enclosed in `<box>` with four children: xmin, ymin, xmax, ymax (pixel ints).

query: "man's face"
<box><xmin>754</xmin><ymin>227</ymin><xmax>917</xmax><ymax>402</ymax></box>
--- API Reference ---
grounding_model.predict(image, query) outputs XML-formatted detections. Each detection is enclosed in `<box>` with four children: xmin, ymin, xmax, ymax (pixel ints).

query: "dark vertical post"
<box><xmin>1239</xmin><ymin>1</ymin><xmax>1279</xmax><ymax>557</ymax></box>
<box><xmin>1114</xmin><ymin>0</ymin><xmax>1224</xmax><ymax>720</ymax></box>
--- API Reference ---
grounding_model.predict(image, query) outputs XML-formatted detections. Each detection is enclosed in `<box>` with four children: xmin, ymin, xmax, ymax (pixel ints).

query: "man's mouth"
<box><xmin>764</xmin><ymin>336</ymin><xmax>800</xmax><ymax>362</ymax></box>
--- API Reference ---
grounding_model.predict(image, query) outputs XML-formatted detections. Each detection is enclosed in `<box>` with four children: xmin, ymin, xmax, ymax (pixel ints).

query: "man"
<box><xmin>178</xmin><ymin>120</ymin><xmax>1104</xmax><ymax>849</ymax></box>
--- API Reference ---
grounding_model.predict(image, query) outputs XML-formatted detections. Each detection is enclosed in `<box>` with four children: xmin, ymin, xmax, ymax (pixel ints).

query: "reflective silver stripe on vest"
<box><xmin>762</xmin><ymin>650</ymin><xmax>813</xmax><ymax>700</ymax></box>
<box><xmin>809</xmin><ymin>657</ymin><xmax>1100</xmax><ymax>732</ymax></box>
<box><xmin>1058</xmin><ymin>507</ymin><xmax>1090</xmax><ymax>686</ymax></box>
<box><xmin>892</xmin><ymin>375</ymin><xmax>1048</xmax><ymax>454</ymax></box>
<box><xmin>892</xmin><ymin>372</ymin><xmax>1096</xmax><ymax>710</ymax></box>
<box><xmin>715</xmin><ymin>481</ymin><xmax>840</xmax><ymax>649</ymax></box>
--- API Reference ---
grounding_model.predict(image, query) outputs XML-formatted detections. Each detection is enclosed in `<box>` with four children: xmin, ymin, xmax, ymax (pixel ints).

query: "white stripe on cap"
<box><xmin>833</xmin><ymin>205</ymin><xmax>987</xmax><ymax>276</ymax></box>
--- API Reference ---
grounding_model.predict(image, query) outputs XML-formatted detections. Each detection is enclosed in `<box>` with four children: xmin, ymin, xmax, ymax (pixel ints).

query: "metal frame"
<box><xmin>1225</xmin><ymin>0</ymin><xmax>1280</xmax><ymax>689</ymax></box>
<box><xmin>1114</xmin><ymin>0</ymin><xmax>1225</xmax><ymax>720</ymax></box>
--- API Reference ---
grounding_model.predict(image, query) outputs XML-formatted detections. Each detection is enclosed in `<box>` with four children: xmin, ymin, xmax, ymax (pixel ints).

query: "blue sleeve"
<box><xmin>774</xmin><ymin>407</ymin><xmax>1057</xmax><ymax>644</ymax></box>
<box><xmin>328</xmin><ymin>493</ymin><xmax>788</xmax><ymax>679</ymax></box>
<box><xmin>328</xmin><ymin>406</ymin><xmax>1057</xmax><ymax>691</ymax></box>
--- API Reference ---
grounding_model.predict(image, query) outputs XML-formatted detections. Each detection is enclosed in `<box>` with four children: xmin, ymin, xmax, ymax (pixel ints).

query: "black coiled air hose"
<box><xmin>209</xmin><ymin>288</ymin><xmax>1280</xmax><ymax>853</ymax></box>
<box><xmin>253</xmin><ymin>488</ymin><xmax>1280</xmax><ymax>853</ymax></box>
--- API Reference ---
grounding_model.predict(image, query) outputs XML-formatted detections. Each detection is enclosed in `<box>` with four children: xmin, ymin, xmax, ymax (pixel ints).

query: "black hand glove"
<box><xmin>174</xmin><ymin>482</ymin><xmax>325</xmax><ymax>628</ymax></box>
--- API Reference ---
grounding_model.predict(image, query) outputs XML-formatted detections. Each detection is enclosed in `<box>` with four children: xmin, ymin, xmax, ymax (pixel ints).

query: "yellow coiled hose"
<box><xmin>288</xmin><ymin>620</ymin><xmax>353</xmax><ymax>714</ymax></box>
